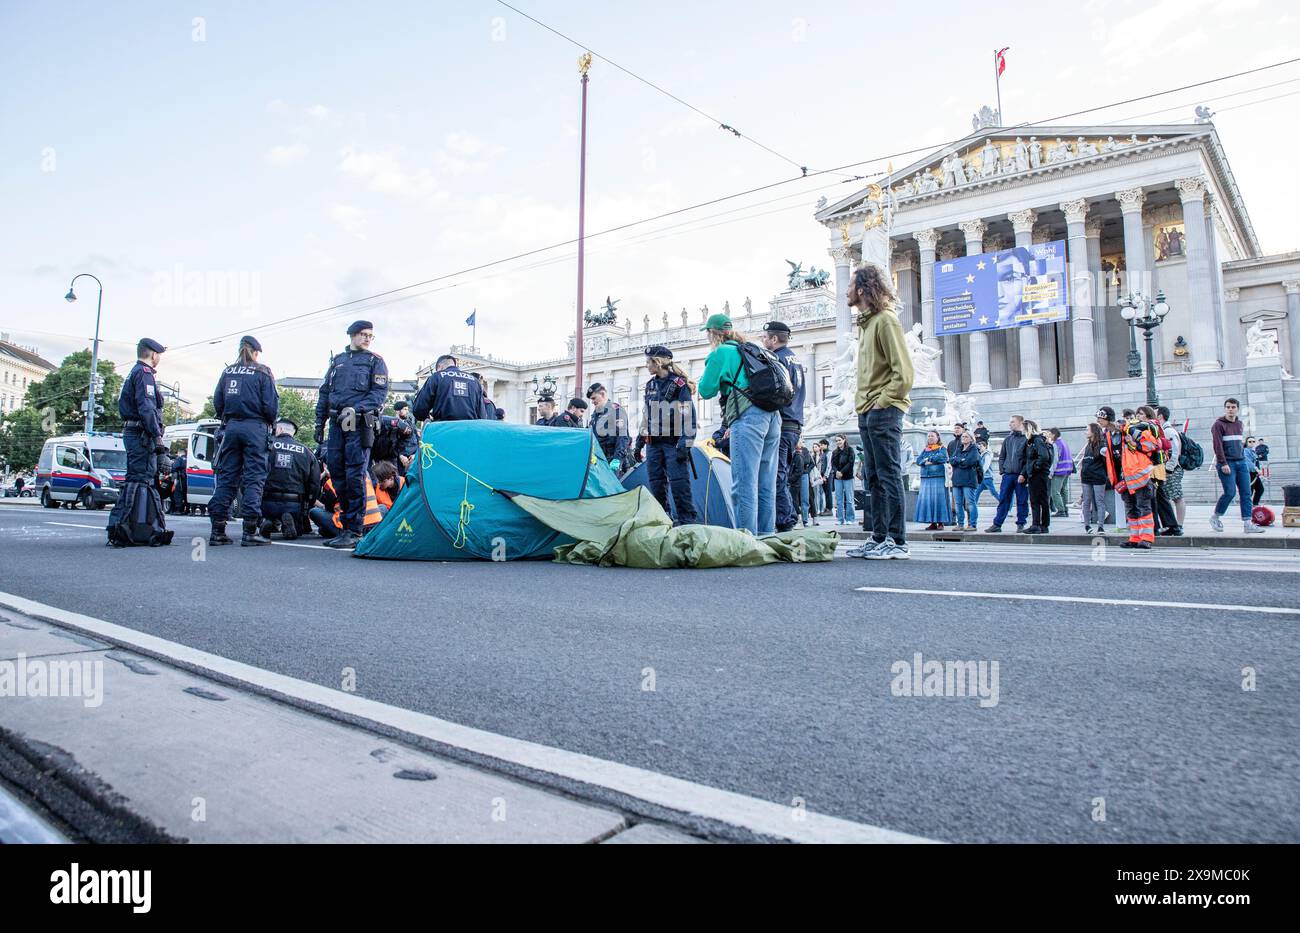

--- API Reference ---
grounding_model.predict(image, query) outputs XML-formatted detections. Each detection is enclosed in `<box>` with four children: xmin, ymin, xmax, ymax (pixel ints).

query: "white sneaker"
<box><xmin>1209</xmin><ymin>513</ymin><xmax>1224</xmax><ymax>532</ymax></box>
<box><xmin>884</xmin><ymin>541</ymin><xmax>911</xmax><ymax>560</ymax></box>
<box><xmin>1244</xmin><ymin>521</ymin><xmax>1265</xmax><ymax>534</ymax></box>
<box><xmin>847</xmin><ymin>539</ymin><xmax>887</xmax><ymax>559</ymax></box>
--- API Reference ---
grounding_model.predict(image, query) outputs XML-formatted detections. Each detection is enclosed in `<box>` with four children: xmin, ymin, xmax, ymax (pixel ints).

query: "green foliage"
<box><xmin>23</xmin><ymin>349</ymin><xmax>123</xmax><ymax>434</ymax></box>
<box><xmin>0</xmin><ymin>407</ymin><xmax>49</xmax><ymax>472</ymax></box>
<box><xmin>275</xmin><ymin>389</ymin><xmax>317</xmax><ymax>441</ymax></box>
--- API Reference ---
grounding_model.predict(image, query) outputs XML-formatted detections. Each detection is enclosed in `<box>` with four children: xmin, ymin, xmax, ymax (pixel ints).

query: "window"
<box><xmin>57</xmin><ymin>447</ymin><xmax>83</xmax><ymax>469</ymax></box>
<box><xmin>821</xmin><ymin>374</ymin><xmax>833</xmax><ymax>402</ymax></box>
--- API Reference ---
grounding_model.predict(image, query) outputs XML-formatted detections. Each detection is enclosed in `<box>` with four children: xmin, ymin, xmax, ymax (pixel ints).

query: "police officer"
<box><xmin>106</xmin><ymin>338</ymin><xmax>169</xmax><ymax>546</ymax></box>
<box><xmin>315</xmin><ymin>320</ymin><xmax>389</xmax><ymax>550</ymax></box>
<box><xmin>209</xmin><ymin>335</ymin><xmax>279</xmax><ymax>546</ymax></box>
<box><xmin>587</xmin><ymin>382</ymin><xmax>630</xmax><ymax>472</ymax></box>
<box><xmin>534</xmin><ymin>395</ymin><xmax>559</xmax><ymax>426</ymax></box>
<box><xmin>558</xmin><ymin>397</ymin><xmax>588</xmax><ymax>428</ymax></box>
<box><xmin>412</xmin><ymin>354</ymin><xmax>487</xmax><ymax>423</ymax></box>
<box><xmin>636</xmin><ymin>346</ymin><xmax>699</xmax><ymax>524</ymax></box>
<box><xmin>392</xmin><ymin>400</ymin><xmax>421</xmax><ymax>459</ymax></box>
<box><xmin>259</xmin><ymin>417</ymin><xmax>320</xmax><ymax>539</ymax></box>
<box><xmin>761</xmin><ymin>321</ymin><xmax>806</xmax><ymax>533</ymax></box>
<box><xmin>370</xmin><ymin>412</ymin><xmax>415</xmax><ymax>476</ymax></box>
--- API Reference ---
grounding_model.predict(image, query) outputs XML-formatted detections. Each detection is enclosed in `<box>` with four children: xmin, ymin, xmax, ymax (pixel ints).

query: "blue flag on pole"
<box><xmin>465</xmin><ymin>310</ymin><xmax>476</xmax><ymax>327</ymax></box>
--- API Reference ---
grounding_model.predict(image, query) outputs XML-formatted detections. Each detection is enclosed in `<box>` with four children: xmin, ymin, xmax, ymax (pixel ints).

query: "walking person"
<box><xmin>985</xmin><ymin>414</ymin><xmax>1029</xmax><ymax>532</ymax></box>
<box><xmin>1078</xmin><ymin>423</ymin><xmax>1111</xmax><ymax>535</ymax></box>
<box><xmin>1022</xmin><ymin>420</ymin><xmax>1054</xmax><ymax>534</ymax></box>
<box><xmin>950</xmin><ymin>430</ymin><xmax>981</xmax><ymax>530</ymax></box>
<box><xmin>915</xmin><ymin>431</ymin><xmax>951</xmax><ymax>530</ymax></box>
<box><xmin>1046</xmin><ymin>427</ymin><xmax>1074</xmax><ymax>517</ymax></box>
<box><xmin>831</xmin><ymin>434</ymin><xmax>856</xmax><ymax>525</ymax></box>
<box><xmin>843</xmin><ymin>265</ymin><xmax>914</xmax><ymax>560</ymax></box>
<box><xmin>208</xmin><ymin>335</ymin><xmax>278</xmax><ymax>547</ymax></box>
<box><xmin>1209</xmin><ymin>398</ymin><xmax>1263</xmax><ymax>534</ymax></box>
<box><xmin>697</xmin><ymin>312</ymin><xmax>780</xmax><ymax>536</ymax></box>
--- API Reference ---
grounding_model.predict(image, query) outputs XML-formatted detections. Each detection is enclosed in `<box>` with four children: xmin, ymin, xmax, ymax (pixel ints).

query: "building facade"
<box><xmin>0</xmin><ymin>337</ymin><xmax>56</xmax><ymax>414</ymax></box>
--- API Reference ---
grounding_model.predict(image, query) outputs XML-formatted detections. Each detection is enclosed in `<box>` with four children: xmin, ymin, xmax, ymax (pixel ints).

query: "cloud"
<box><xmin>266</xmin><ymin>143</ymin><xmax>309</xmax><ymax>165</ymax></box>
<box><xmin>306</xmin><ymin>104</ymin><xmax>330</xmax><ymax>120</ymax></box>
<box><xmin>328</xmin><ymin>204</ymin><xmax>367</xmax><ymax>239</ymax></box>
<box><xmin>433</xmin><ymin>131</ymin><xmax>507</xmax><ymax>176</ymax></box>
<box><xmin>266</xmin><ymin>98</ymin><xmax>289</xmax><ymax>114</ymax></box>
<box><xmin>338</xmin><ymin>145</ymin><xmax>439</xmax><ymax>198</ymax></box>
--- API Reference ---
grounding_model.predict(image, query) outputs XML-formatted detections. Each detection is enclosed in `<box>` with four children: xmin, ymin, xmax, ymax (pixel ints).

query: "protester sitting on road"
<box><xmin>372</xmin><ymin>460</ymin><xmax>403</xmax><ymax>516</ymax></box>
<box><xmin>1021</xmin><ymin>420</ymin><xmax>1054</xmax><ymax>535</ymax></box>
<box><xmin>1079</xmin><ymin>422</ymin><xmax>1111</xmax><ymax>536</ymax></box>
<box><xmin>950</xmin><ymin>431</ymin><xmax>981</xmax><ymax>531</ymax></box>
<box><xmin>915</xmin><ymin>430</ymin><xmax>951</xmax><ymax>531</ymax></box>
<box><xmin>309</xmin><ymin>463</ymin><xmax>341</xmax><ymax>541</ymax></box>
<box><xmin>831</xmin><ymin>434</ymin><xmax>856</xmax><ymax>525</ymax></box>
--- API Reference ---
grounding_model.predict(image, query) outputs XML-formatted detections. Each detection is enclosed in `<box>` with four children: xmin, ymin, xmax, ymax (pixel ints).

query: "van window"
<box><xmin>90</xmin><ymin>448</ymin><xmax>128</xmax><ymax>472</ymax></box>
<box><xmin>39</xmin><ymin>445</ymin><xmax>53</xmax><ymax>471</ymax></box>
<box><xmin>192</xmin><ymin>434</ymin><xmax>214</xmax><ymax>462</ymax></box>
<box><xmin>57</xmin><ymin>447</ymin><xmax>87</xmax><ymax>470</ymax></box>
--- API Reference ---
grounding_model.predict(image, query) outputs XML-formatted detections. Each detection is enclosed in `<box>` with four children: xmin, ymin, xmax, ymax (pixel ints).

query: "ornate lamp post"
<box><xmin>65</xmin><ymin>273</ymin><xmax>105</xmax><ymax>434</ymax></box>
<box><xmin>1118</xmin><ymin>290</ymin><xmax>1171</xmax><ymax>406</ymax></box>
<box><xmin>530</xmin><ymin>374</ymin><xmax>558</xmax><ymax>398</ymax></box>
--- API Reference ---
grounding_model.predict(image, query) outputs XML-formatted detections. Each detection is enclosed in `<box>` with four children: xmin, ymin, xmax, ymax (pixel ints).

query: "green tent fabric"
<box><xmin>504</xmin><ymin>486</ymin><xmax>840</xmax><ymax>568</ymax></box>
<box><xmin>354</xmin><ymin>421</ymin><xmax>625</xmax><ymax>561</ymax></box>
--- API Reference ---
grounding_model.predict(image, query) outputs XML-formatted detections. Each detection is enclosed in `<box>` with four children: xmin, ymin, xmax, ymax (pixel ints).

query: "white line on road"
<box><xmin>0</xmin><ymin>590</ymin><xmax>933</xmax><ymax>844</ymax></box>
<box><xmin>44</xmin><ymin>522</ymin><xmax>102</xmax><ymax>530</ymax></box>
<box><xmin>853</xmin><ymin>586</ymin><xmax>1300</xmax><ymax>616</ymax></box>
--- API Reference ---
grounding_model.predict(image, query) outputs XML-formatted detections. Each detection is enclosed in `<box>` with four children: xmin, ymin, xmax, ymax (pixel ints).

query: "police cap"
<box><xmin>645</xmin><ymin>345</ymin><xmax>673</xmax><ymax>359</ymax></box>
<box><xmin>568</xmin><ymin>397</ymin><xmax>589</xmax><ymax>410</ymax></box>
<box><xmin>761</xmin><ymin>320</ymin><xmax>791</xmax><ymax>336</ymax></box>
<box><xmin>393</xmin><ymin>400</ymin><xmax>410</xmax><ymax>411</ymax></box>
<box><xmin>240</xmin><ymin>335</ymin><xmax>263</xmax><ymax>352</ymax></box>
<box><xmin>585</xmin><ymin>383</ymin><xmax>606</xmax><ymax>399</ymax></box>
<box><xmin>275</xmin><ymin>416</ymin><xmax>298</xmax><ymax>433</ymax></box>
<box><xmin>347</xmin><ymin>320</ymin><xmax>374</xmax><ymax>336</ymax></box>
<box><xmin>137</xmin><ymin>337</ymin><xmax>166</xmax><ymax>354</ymax></box>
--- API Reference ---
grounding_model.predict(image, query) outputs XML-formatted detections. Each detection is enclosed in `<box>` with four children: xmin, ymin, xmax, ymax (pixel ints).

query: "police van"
<box><xmin>34</xmin><ymin>433</ymin><xmax>125</xmax><ymax>509</ymax></box>
<box><xmin>162</xmin><ymin>419</ymin><xmax>221</xmax><ymax>511</ymax></box>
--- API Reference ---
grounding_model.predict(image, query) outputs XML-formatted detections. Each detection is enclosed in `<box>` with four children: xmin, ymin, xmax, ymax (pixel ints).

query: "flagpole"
<box><xmin>472</xmin><ymin>308</ymin><xmax>477</xmax><ymax>351</ymax></box>
<box><xmin>575</xmin><ymin>53</ymin><xmax>592</xmax><ymax>396</ymax></box>
<box><xmin>994</xmin><ymin>49</ymin><xmax>1003</xmax><ymax>126</ymax></box>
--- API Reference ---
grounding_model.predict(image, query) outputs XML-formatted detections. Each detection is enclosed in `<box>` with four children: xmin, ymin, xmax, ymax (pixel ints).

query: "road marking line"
<box><xmin>270</xmin><ymin>540</ymin><xmax>346</xmax><ymax>551</ymax></box>
<box><xmin>44</xmin><ymin>522</ymin><xmax>102</xmax><ymax>530</ymax></box>
<box><xmin>854</xmin><ymin>586</ymin><xmax>1300</xmax><ymax>615</ymax></box>
<box><xmin>0</xmin><ymin>591</ymin><xmax>931</xmax><ymax>844</ymax></box>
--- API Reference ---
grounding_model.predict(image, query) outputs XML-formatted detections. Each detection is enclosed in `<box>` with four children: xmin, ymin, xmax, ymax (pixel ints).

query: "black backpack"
<box><xmin>107</xmin><ymin>482</ymin><xmax>175</xmax><ymax>547</ymax></box>
<box><xmin>1178</xmin><ymin>432</ymin><xmax>1204</xmax><ymax>471</ymax></box>
<box><xmin>728</xmin><ymin>341</ymin><xmax>794</xmax><ymax>412</ymax></box>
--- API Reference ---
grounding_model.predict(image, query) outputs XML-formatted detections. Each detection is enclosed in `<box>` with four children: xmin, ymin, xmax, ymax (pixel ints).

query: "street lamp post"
<box><xmin>1117</xmin><ymin>290</ymin><xmax>1171</xmax><ymax>406</ymax></box>
<box><xmin>65</xmin><ymin>273</ymin><xmax>105</xmax><ymax>434</ymax></box>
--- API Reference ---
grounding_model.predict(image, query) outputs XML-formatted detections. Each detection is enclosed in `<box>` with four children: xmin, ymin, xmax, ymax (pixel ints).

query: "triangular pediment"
<box><xmin>816</xmin><ymin>124</ymin><xmax>1211</xmax><ymax>221</ymax></box>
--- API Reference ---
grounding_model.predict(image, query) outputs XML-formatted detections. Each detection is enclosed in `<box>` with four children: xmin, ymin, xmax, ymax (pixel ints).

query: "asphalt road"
<box><xmin>2</xmin><ymin>505</ymin><xmax>1297</xmax><ymax>842</ymax></box>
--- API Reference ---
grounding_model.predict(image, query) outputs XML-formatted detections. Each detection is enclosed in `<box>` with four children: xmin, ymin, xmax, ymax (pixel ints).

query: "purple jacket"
<box><xmin>1053</xmin><ymin>439</ymin><xmax>1073</xmax><ymax>477</ymax></box>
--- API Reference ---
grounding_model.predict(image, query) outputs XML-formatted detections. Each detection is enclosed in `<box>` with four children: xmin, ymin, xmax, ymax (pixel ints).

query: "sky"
<box><xmin>2</xmin><ymin>0</ymin><xmax>1297</xmax><ymax>409</ymax></box>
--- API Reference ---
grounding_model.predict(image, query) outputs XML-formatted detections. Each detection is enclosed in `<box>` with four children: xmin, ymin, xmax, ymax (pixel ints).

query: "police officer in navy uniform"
<box><xmin>259</xmin><ymin>417</ymin><xmax>320</xmax><ymax>539</ymax></box>
<box><xmin>315</xmin><ymin>320</ymin><xmax>389</xmax><ymax>550</ymax></box>
<box><xmin>761</xmin><ymin>321</ymin><xmax>806</xmax><ymax>533</ymax></box>
<box><xmin>412</xmin><ymin>354</ymin><xmax>487</xmax><ymax>423</ymax></box>
<box><xmin>557</xmin><ymin>397</ymin><xmax>588</xmax><ymax>428</ymax></box>
<box><xmin>208</xmin><ymin>335</ymin><xmax>279</xmax><ymax>546</ymax></box>
<box><xmin>534</xmin><ymin>395</ymin><xmax>560</xmax><ymax>426</ymax></box>
<box><xmin>636</xmin><ymin>346</ymin><xmax>699</xmax><ymax>524</ymax></box>
<box><xmin>392</xmin><ymin>400</ymin><xmax>421</xmax><ymax>460</ymax></box>
<box><xmin>106</xmin><ymin>337</ymin><xmax>169</xmax><ymax>545</ymax></box>
<box><xmin>587</xmin><ymin>382</ymin><xmax>630</xmax><ymax>472</ymax></box>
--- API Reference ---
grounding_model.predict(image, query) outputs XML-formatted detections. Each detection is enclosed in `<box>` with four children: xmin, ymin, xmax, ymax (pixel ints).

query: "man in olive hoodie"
<box><xmin>845</xmin><ymin>265</ymin><xmax>914</xmax><ymax>560</ymax></box>
<box><xmin>985</xmin><ymin>414</ymin><xmax>1030</xmax><ymax>532</ymax></box>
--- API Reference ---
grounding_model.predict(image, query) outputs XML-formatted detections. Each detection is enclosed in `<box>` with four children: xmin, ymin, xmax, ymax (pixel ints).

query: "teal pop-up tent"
<box><xmin>354</xmin><ymin>421</ymin><xmax>624</xmax><ymax>561</ymax></box>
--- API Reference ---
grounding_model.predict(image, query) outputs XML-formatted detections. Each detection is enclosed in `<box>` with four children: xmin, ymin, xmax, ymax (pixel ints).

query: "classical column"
<box><xmin>1116</xmin><ymin>187</ymin><xmax>1148</xmax><ymax>297</ymax></box>
<box><xmin>1205</xmin><ymin>197</ymin><xmax>1227</xmax><ymax>365</ymax></box>
<box><xmin>830</xmin><ymin>247</ymin><xmax>853</xmax><ymax>355</ymax></box>
<box><xmin>1008</xmin><ymin>209</ymin><xmax>1042</xmax><ymax>387</ymax></box>
<box><xmin>892</xmin><ymin>250</ymin><xmax>918</xmax><ymax>331</ymax></box>
<box><xmin>1085</xmin><ymin>216</ymin><xmax>1108</xmax><ymax>379</ymax></box>
<box><xmin>938</xmin><ymin>242</ymin><xmax>963</xmax><ymax>386</ymax></box>
<box><xmin>1176</xmin><ymin>176</ymin><xmax>1221</xmax><ymax>371</ymax></box>
<box><xmin>915</xmin><ymin>229</ymin><xmax>941</xmax><ymax>351</ymax></box>
<box><xmin>1061</xmin><ymin>199</ymin><xmax>1097</xmax><ymax>382</ymax></box>
<box><xmin>1284</xmin><ymin>280</ymin><xmax>1300</xmax><ymax>377</ymax></box>
<box><xmin>958</xmin><ymin>219</ymin><xmax>991</xmax><ymax>391</ymax></box>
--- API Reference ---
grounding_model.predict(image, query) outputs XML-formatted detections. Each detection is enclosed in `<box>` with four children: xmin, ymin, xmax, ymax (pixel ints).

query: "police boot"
<box><xmin>209</xmin><ymin>521</ymin><xmax>233</xmax><ymax>546</ymax></box>
<box><xmin>241</xmin><ymin>519</ymin><xmax>272</xmax><ymax>547</ymax></box>
<box><xmin>280</xmin><ymin>513</ymin><xmax>300</xmax><ymax>540</ymax></box>
<box><xmin>324</xmin><ymin>529</ymin><xmax>359</xmax><ymax>549</ymax></box>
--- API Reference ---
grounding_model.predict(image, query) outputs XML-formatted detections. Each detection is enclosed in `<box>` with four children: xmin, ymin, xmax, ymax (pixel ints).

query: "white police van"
<box><xmin>162</xmin><ymin>419</ymin><xmax>221</xmax><ymax>511</ymax></box>
<box><xmin>34</xmin><ymin>433</ymin><xmax>125</xmax><ymax>509</ymax></box>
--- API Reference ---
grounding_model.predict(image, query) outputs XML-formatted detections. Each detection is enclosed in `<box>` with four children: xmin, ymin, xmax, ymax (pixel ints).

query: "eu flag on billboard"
<box><xmin>465</xmin><ymin>310</ymin><xmax>476</xmax><ymax>327</ymax></box>
<box><xmin>933</xmin><ymin>240</ymin><xmax>1069</xmax><ymax>336</ymax></box>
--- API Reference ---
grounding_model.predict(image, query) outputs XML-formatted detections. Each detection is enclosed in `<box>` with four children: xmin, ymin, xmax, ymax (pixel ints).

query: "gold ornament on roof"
<box><xmin>578</xmin><ymin>53</ymin><xmax>593</xmax><ymax>75</ymax></box>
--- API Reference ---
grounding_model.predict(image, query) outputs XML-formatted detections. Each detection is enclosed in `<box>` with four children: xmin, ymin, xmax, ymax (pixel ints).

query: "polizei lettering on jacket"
<box><xmin>49</xmin><ymin>863</ymin><xmax>152</xmax><ymax>913</ymax></box>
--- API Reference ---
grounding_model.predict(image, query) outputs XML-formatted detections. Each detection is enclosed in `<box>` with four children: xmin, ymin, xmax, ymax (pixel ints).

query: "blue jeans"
<box><xmin>954</xmin><ymin>486</ymin><xmax>978</xmax><ymax>527</ymax></box>
<box><xmin>977</xmin><ymin>475</ymin><xmax>998</xmax><ymax>501</ymax></box>
<box><xmin>1215</xmin><ymin>459</ymin><xmax>1253</xmax><ymax>520</ymax></box>
<box><xmin>729</xmin><ymin>405</ymin><xmax>781</xmax><ymax>535</ymax></box>
<box><xmin>991</xmin><ymin>473</ymin><xmax>1029</xmax><ymax>528</ymax></box>
<box><xmin>834</xmin><ymin>478</ymin><xmax>856</xmax><ymax>522</ymax></box>
<box><xmin>776</xmin><ymin>428</ymin><xmax>800</xmax><ymax>530</ymax></box>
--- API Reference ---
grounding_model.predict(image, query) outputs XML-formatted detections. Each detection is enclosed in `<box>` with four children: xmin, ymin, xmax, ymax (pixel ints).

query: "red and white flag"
<box><xmin>995</xmin><ymin>47</ymin><xmax>1009</xmax><ymax>76</ymax></box>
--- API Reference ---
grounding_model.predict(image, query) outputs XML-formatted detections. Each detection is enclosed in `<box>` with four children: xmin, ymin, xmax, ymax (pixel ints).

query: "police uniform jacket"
<box><xmin>263</xmin><ymin>434</ymin><xmax>321</xmax><ymax>503</ymax></box>
<box><xmin>773</xmin><ymin>346</ymin><xmax>806</xmax><ymax>429</ymax></box>
<box><xmin>641</xmin><ymin>374</ymin><xmax>697</xmax><ymax>450</ymax></box>
<box><xmin>119</xmin><ymin>361</ymin><xmax>165</xmax><ymax>438</ymax></box>
<box><xmin>315</xmin><ymin>348</ymin><xmax>389</xmax><ymax>426</ymax></box>
<box><xmin>411</xmin><ymin>366</ymin><xmax>486</xmax><ymax>422</ymax></box>
<box><xmin>213</xmin><ymin>362</ymin><xmax>279</xmax><ymax>425</ymax></box>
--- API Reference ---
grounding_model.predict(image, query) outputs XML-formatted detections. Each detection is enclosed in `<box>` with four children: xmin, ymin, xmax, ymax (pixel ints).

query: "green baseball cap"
<box><xmin>701</xmin><ymin>313</ymin><xmax>732</xmax><ymax>331</ymax></box>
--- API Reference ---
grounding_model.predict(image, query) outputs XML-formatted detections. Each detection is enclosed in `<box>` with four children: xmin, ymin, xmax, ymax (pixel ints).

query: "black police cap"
<box><xmin>537</xmin><ymin>394</ymin><xmax>556</xmax><ymax>405</ymax></box>
<box><xmin>644</xmin><ymin>345</ymin><xmax>673</xmax><ymax>359</ymax></box>
<box><xmin>347</xmin><ymin>320</ymin><xmax>374</xmax><ymax>336</ymax></box>
<box><xmin>393</xmin><ymin>400</ymin><xmax>410</xmax><ymax>411</ymax></box>
<box><xmin>240</xmin><ymin>335</ymin><xmax>263</xmax><ymax>352</ymax></box>
<box><xmin>585</xmin><ymin>383</ymin><xmax>606</xmax><ymax>399</ymax></box>
<box><xmin>762</xmin><ymin>320</ymin><xmax>791</xmax><ymax>336</ymax></box>
<box><xmin>138</xmin><ymin>338</ymin><xmax>166</xmax><ymax>354</ymax></box>
<box><xmin>569</xmin><ymin>397</ymin><xmax>589</xmax><ymax>410</ymax></box>
<box><xmin>275</xmin><ymin>416</ymin><xmax>298</xmax><ymax>433</ymax></box>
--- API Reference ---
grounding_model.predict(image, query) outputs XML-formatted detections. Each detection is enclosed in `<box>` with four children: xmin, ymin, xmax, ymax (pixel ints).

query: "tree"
<box><xmin>197</xmin><ymin>390</ymin><xmax>315</xmax><ymax>442</ymax></box>
<box><xmin>22</xmin><ymin>349</ymin><xmax>123</xmax><ymax>434</ymax></box>
<box><xmin>0</xmin><ymin>407</ymin><xmax>51</xmax><ymax>473</ymax></box>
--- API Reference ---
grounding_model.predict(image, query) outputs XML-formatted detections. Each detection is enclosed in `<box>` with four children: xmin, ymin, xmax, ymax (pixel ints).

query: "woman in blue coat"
<box><xmin>915</xmin><ymin>430</ymin><xmax>951</xmax><ymax>529</ymax></box>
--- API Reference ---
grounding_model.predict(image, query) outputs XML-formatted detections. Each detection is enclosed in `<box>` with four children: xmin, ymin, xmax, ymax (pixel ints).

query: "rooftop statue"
<box><xmin>786</xmin><ymin>260</ymin><xmax>831</xmax><ymax>290</ymax></box>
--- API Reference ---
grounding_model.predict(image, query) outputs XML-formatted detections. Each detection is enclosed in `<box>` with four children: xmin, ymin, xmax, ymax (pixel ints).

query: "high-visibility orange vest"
<box><xmin>331</xmin><ymin>476</ymin><xmax>383</xmax><ymax>529</ymax></box>
<box><xmin>1120</xmin><ymin>422</ymin><xmax>1159</xmax><ymax>492</ymax></box>
<box><xmin>375</xmin><ymin>474</ymin><xmax>404</xmax><ymax>511</ymax></box>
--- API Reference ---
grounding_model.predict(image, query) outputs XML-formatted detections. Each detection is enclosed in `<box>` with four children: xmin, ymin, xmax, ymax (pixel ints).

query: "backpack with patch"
<box><xmin>728</xmin><ymin>341</ymin><xmax>794</xmax><ymax>413</ymax></box>
<box><xmin>1177</xmin><ymin>431</ymin><xmax>1204</xmax><ymax>471</ymax></box>
<box><xmin>107</xmin><ymin>481</ymin><xmax>175</xmax><ymax>547</ymax></box>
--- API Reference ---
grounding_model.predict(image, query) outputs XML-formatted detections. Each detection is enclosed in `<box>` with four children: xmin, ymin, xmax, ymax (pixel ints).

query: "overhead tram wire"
<box><xmin>166</xmin><ymin>54</ymin><xmax>1300</xmax><ymax>353</ymax></box>
<box><xmin>489</xmin><ymin>0</ymin><xmax>857</xmax><ymax>179</ymax></box>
